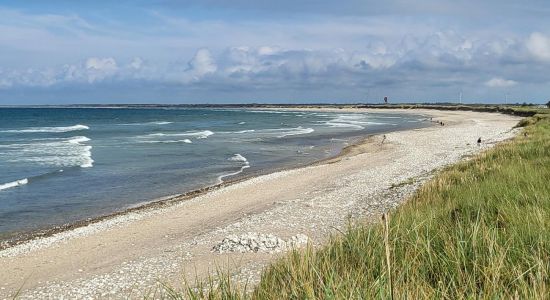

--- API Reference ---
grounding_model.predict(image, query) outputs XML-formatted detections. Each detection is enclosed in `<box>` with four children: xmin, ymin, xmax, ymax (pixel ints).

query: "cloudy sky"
<box><xmin>1</xmin><ymin>0</ymin><xmax>550</xmax><ymax>104</ymax></box>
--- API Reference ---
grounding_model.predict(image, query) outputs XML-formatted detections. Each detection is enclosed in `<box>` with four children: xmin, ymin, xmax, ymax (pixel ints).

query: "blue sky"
<box><xmin>1</xmin><ymin>1</ymin><xmax>550</xmax><ymax>104</ymax></box>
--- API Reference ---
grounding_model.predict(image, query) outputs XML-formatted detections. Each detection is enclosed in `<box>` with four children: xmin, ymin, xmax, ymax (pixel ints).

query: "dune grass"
<box><xmin>165</xmin><ymin>109</ymin><xmax>550</xmax><ymax>299</ymax></box>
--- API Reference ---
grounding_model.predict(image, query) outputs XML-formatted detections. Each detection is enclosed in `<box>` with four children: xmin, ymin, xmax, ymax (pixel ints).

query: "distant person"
<box><xmin>384</xmin><ymin>96</ymin><xmax>388</xmax><ymax>104</ymax></box>
<box><xmin>477</xmin><ymin>137</ymin><xmax>482</xmax><ymax>146</ymax></box>
<box><xmin>381</xmin><ymin>134</ymin><xmax>386</xmax><ymax>144</ymax></box>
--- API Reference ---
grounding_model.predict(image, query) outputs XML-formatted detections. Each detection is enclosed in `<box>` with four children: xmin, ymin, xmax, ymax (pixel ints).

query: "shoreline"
<box><xmin>0</xmin><ymin>134</ymin><xmax>406</xmax><ymax>251</ymax></box>
<box><xmin>0</xmin><ymin>109</ymin><xmax>431</xmax><ymax>251</ymax></box>
<box><xmin>0</xmin><ymin>108</ymin><xmax>522</xmax><ymax>299</ymax></box>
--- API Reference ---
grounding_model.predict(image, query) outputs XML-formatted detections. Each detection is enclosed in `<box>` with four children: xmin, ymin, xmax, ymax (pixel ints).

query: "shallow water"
<box><xmin>0</xmin><ymin>107</ymin><xmax>429</xmax><ymax>238</ymax></box>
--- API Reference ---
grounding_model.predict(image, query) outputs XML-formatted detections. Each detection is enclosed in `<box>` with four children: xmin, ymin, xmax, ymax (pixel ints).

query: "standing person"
<box><xmin>384</xmin><ymin>96</ymin><xmax>388</xmax><ymax>104</ymax></box>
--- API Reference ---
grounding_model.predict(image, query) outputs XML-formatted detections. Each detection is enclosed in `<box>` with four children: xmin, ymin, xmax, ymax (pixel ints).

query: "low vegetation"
<box><xmin>162</xmin><ymin>106</ymin><xmax>550</xmax><ymax>299</ymax></box>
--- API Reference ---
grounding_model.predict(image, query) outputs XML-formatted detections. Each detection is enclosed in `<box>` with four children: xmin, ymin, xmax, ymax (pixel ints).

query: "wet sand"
<box><xmin>0</xmin><ymin>109</ymin><xmax>522</xmax><ymax>299</ymax></box>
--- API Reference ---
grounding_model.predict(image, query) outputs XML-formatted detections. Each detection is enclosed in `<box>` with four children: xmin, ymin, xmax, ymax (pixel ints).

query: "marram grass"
<box><xmin>160</xmin><ymin>109</ymin><xmax>550</xmax><ymax>299</ymax></box>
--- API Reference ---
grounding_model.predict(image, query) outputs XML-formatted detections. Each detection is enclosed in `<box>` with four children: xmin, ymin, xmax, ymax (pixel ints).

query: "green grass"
<box><xmin>161</xmin><ymin>108</ymin><xmax>550</xmax><ymax>299</ymax></box>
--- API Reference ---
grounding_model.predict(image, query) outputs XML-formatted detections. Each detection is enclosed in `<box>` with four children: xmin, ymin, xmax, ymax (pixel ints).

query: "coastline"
<box><xmin>0</xmin><ymin>109</ymin><xmax>431</xmax><ymax>251</ymax></box>
<box><xmin>0</xmin><ymin>108</ymin><xmax>522</xmax><ymax>299</ymax></box>
<box><xmin>0</xmin><ymin>133</ymin><xmax>403</xmax><ymax>251</ymax></box>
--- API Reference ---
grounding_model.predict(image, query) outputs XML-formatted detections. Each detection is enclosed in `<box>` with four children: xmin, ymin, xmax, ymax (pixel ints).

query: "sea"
<box><xmin>0</xmin><ymin>107</ymin><xmax>429</xmax><ymax>240</ymax></box>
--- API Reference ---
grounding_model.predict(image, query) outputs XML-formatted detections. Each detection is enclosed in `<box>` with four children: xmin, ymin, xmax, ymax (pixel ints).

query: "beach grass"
<box><xmin>163</xmin><ymin>108</ymin><xmax>550</xmax><ymax>299</ymax></box>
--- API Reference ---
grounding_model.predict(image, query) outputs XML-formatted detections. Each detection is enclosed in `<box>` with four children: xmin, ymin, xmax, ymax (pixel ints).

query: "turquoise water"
<box><xmin>0</xmin><ymin>107</ymin><xmax>429</xmax><ymax>238</ymax></box>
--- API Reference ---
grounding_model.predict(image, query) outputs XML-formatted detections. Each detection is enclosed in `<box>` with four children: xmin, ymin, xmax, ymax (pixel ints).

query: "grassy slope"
<box><xmin>169</xmin><ymin>108</ymin><xmax>550</xmax><ymax>299</ymax></box>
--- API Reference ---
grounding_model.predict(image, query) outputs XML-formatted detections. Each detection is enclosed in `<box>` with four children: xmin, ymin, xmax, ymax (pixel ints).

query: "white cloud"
<box><xmin>130</xmin><ymin>57</ymin><xmax>144</xmax><ymax>69</ymax></box>
<box><xmin>184</xmin><ymin>48</ymin><xmax>217</xmax><ymax>81</ymax></box>
<box><xmin>527</xmin><ymin>32</ymin><xmax>550</xmax><ymax>61</ymax></box>
<box><xmin>190</xmin><ymin>49</ymin><xmax>217</xmax><ymax>74</ymax></box>
<box><xmin>83</xmin><ymin>57</ymin><xmax>118</xmax><ymax>83</ymax></box>
<box><xmin>0</xmin><ymin>32</ymin><xmax>545</xmax><ymax>97</ymax></box>
<box><xmin>485</xmin><ymin>77</ymin><xmax>517</xmax><ymax>88</ymax></box>
<box><xmin>85</xmin><ymin>57</ymin><xmax>117</xmax><ymax>71</ymax></box>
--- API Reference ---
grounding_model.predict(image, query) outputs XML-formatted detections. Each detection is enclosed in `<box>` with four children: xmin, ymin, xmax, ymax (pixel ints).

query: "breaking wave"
<box><xmin>1</xmin><ymin>136</ymin><xmax>93</xmax><ymax>168</ymax></box>
<box><xmin>234</xmin><ymin>130</ymin><xmax>255</xmax><ymax>134</ymax></box>
<box><xmin>139</xmin><ymin>139</ymin><xmax>192</xmax><ymax>144</ymax></box>
<box><xmin>0</xmin><ymin>178</ymin><xmax>28</xmax><ymax>191</ymax></box>
<box><xmin>1</xmin><ymin>124</ymin><xmax>89</xmax><ymax>133</ymax></box>
<box><xmin>323</xmin><ymin>114</ymin><xmax>386</xmax><ymax>129</ymax></box>
<box><xmin>146</xmin><ymin>130</ymin><xmax>214</xmax><ymax>139</ymax></box>
<box><xmin>117</xmin><ymin>121</ymin><xmax>173</xmax><ymax>126</ymax></box>
<box><xmin>277</xmin><ymin>127</ymin><xmax>314</xmax><ymax>138</ymax></box>
<box><xmin>217</xmin><ymin>154</ymin><xmax>250</xmax><ymax>184</ymax></box>
<box><xmin>228</xmin><ymin>153</ymin><xmax>248</xmax><ymax>162</ymax></box>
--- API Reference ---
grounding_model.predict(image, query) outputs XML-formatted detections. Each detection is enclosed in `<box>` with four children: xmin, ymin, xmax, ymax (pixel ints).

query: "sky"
<box><xmin>1</xmin><ymin>0</ymin><xmax>550</xmax><ymax>104</ymax></box>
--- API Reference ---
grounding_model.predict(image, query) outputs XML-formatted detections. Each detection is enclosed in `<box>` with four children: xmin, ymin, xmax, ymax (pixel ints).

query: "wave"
<box><xmin>324</xmin><ymin>114</ymin><xmax>387</xmax><ymax>129</ymax></box>
<box><xmin>2</xmin><ymin>136</ymin><xmax>93</xmax><ymax>168</ymax></box>
<box><xmin>146</xmin><ymin>130</ymin><xmax>214</xmax><ymax>139</ymax></box>
<box><xmin>228</xmin><ymin>153</ymin><xmax>248</xmax><ymax>162</ymax></box>
<box><xmin>234</xmin><ymin>130</ymin><xmax>255</xmax><ymax>134</ymax></box>
<box><xmin>324</xmin><ymin>121</ymin><xmax>365</xmax><ymax>129</ymax></box>
<box><xmin>1</xmin><ymin>124</ymin><xmax>89</xmax><ymax>133</ymax></box>
<box><xmin>67</xmin><ymin>136</ymin><xmax>91</xmax><ymax>144</ymax></box>
<box><xmin>139</xmin><ymin>139</ymin><xmax>192</xmax><ymax>144</ymax></box>
<box><xmin>222</xmin><ymin>127</ymin><xmax>314</xmax><ymax>139</ymax></box>
<box><xmin>0</xmin><ymin>169</ymin><xmax>68</xmax><ymax>192</ymax></box>
<box><xmin>0</xmin><ymin>178</ymin><xmax>28</xmax><ymax>191</ymax></box>
<box><xmin>217</xmin><ymin>154</ymin><xmax>250</xmax><ymax>184</ymax></box>
<box><xmin>277</xmin><ymin>127</ymin><xmax>314</xmax><ymax>138</ymax></box>
<box><xmin>117</xmin><ymin>121</ymin><xmax>173</xmax><ymax>126</ymax></box>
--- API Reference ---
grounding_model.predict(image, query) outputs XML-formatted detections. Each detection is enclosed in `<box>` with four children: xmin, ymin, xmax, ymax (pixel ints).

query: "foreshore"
<box><xmin>0</xmin><ymin>108</ymin><xmax>522</xmax><ymax>299</ymax></box>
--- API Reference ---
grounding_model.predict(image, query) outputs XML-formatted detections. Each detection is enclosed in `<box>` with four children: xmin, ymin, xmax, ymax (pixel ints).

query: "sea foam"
<box><xmin>228</xmin><ymin>153</ymin><xmax>248</xmax><ymax>162</ymax></box>
<box><xmin>146</xmin><ymin>130</ymin><xmax>214</xmax><ymax>139</ymax></box>
<box><xmin>118</xmin><ymin>121</ymin><xmax>173</xmax><ymax>126</ymax></box>
<box><xmin>0</xmin><ymin>178</ymin><xmax>28</xmax><ymax>191</ymax></box>
<box><xmin>1</xmin><ymin>124</ymin><xmax>89</xmax><ymax>133</ymax></box>
<box><xmin>324</xmin><ymin>114</ymin><xmax>386</xmax><ymax>129</ymax></box>
<box><xmin>277</xmin><ymin>127</ymin><xmax>314</xmax><ymax>138</ymax></box>
<box><xmin>217</xmin><ymin>154</ymin><xmax>250</xmax><ymax>184</ymax></box>
<box><xmin>3</xmin><ymin>136</ymin><xmax>93</xmax><ymax>168</ymax></box>
<box><xmin>139</xmin><ymin>139</ymin><xmax>192</xmax><ymax>144</ymax></box>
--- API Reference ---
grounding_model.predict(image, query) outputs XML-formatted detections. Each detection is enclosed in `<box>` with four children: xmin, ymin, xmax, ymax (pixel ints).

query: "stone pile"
<box><xmin>213</xmin><ymin>233</ymin><xmax>308</xmax><ymax>253</ymax></box>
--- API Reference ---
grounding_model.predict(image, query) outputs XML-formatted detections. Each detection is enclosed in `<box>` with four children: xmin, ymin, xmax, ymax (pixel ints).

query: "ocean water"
<box><xmin>0</xmin><ymin>107</ymin><xmax>429</xmax><ymax>239</ymax></box>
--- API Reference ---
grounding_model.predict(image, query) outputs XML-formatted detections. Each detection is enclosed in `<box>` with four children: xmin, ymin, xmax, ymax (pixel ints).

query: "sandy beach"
<box><xmin>0</xmin><ymin>108</ymin><xmax>522</xmax><ymax>299</ymax></box>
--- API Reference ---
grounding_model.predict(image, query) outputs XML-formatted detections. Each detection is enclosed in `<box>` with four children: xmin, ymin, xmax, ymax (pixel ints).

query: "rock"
<box><xmin>213</xmin><ymin>233</ymin><xmax>309</xmax><ymax>253</ymax></box>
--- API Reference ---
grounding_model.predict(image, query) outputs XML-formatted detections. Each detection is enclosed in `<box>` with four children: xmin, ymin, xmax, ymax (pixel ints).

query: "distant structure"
<box><xmin>384</xmin><ymin>96</ymin><xmax>388</xmax><ymax>104</ymax></box>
